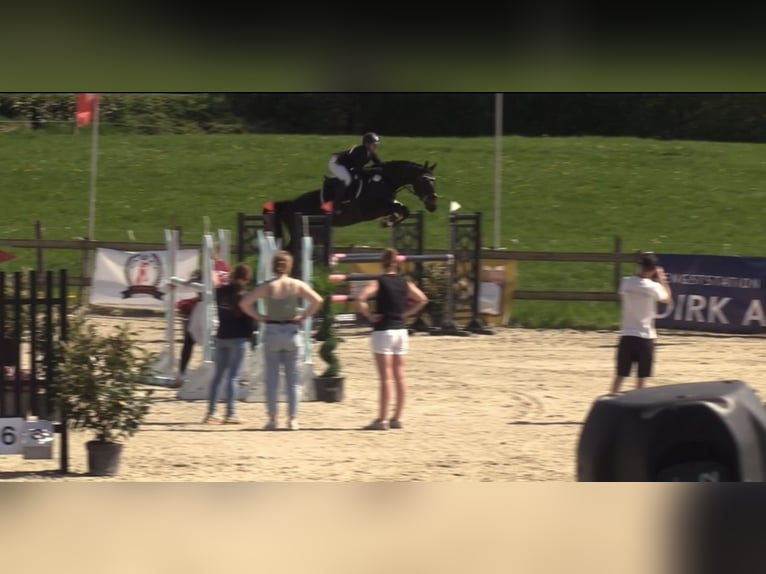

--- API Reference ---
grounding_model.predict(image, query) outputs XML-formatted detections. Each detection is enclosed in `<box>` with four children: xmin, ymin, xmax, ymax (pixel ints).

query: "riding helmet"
<box><xmin>362</xmin><ymin>132</ymin><xmax>380</xmax><ymax>145</ymax></box>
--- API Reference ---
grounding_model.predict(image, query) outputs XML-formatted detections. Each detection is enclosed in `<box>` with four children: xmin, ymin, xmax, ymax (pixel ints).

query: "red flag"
<box><xmin>75</xmin><ymin>93</ymin><xmax>99</xmax><ymax>127</ymax></box>
<box><xmin>0</xmin><ymin>250</ymin><xmax>15</xmax><ymax>264</ymax></box>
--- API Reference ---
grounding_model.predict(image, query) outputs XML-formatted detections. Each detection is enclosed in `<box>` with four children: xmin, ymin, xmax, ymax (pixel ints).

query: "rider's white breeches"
<box><xmin>328</xmin><ymin>156</ymin><xmax>352</xmax><ymax>186</ymax></box>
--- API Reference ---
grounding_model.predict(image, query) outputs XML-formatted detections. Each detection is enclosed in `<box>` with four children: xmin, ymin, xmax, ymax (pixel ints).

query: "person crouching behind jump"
<box><xmin>170</xmin><ymin>269</ymin><xmax>203</xmax><ymax>389</ymax></box>
<box><xmin>611</xmin><ymin>252</ymin><xmax>672</xmax><ymax>394</ymax></box>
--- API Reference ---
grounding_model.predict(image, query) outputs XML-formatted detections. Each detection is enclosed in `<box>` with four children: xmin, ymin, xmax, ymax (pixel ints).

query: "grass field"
<box><xmin>2</xmin><ymin>131</ymin><xmax>765</xmax><ymax>327</ymax></box>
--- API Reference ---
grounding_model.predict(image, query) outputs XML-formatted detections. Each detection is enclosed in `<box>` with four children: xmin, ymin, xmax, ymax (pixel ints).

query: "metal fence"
<box><xmin>1</xmin><ymin>270</ymin><xmax>69</xmax><ymax>473</ymax></box>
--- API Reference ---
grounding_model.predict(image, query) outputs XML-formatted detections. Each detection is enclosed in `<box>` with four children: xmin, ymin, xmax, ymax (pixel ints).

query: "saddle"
<box><xmin>322</xmin><ymin>177</ymin><xmax>359</xmax><ymax>206</ymax></box>
<box><xmin>322</xmin><ymin>170</ymin><xmax>383</xmax><ymax>205</ymax></box>
<box><xmin>322</xmin><ymin>175</ymin><xmax>346</xmax><ymax>198</ymax></box>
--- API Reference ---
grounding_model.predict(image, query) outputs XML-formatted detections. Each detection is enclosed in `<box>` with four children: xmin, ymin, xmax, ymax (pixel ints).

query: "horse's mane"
<box><xmin>378</xmin><ymin>160</ymin><xmax>428</xmax><ymax>170</ymax></box>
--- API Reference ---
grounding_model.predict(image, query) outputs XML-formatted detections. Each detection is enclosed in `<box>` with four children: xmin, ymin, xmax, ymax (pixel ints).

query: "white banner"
<box><xmin>90</xmin><ymin>247</ymin><xmax>200</xmax><ymax>310</ymax></box>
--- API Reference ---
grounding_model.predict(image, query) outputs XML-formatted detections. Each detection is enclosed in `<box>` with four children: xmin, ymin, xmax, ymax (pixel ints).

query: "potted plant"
<box><xmin>311</xmin><ymin>265</ymin><xmax>344</xmax><ymax>402</ymax></box>
<box><xmin>57</xmin><ymin>311</ymin><xmax>154</xmax><ymax>476</ymax></box>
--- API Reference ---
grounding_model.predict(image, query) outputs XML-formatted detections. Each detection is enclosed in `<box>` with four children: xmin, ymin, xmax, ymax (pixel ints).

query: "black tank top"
<box><xmin>374</xmin><ymin>274</ymin><xmax>408</xmax><ymax>331</ymax></box>
<box><xmin>215</xmin><ymin>284</ymin><xmax>254</xmax><ymax>339</ymax></box>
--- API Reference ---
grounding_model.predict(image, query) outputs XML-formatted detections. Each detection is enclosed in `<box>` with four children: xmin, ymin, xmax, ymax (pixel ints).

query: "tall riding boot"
<box><xmin>337</xmin><ymin>181</ymin><xmax>351</xmax><ymax>204</ymax></box>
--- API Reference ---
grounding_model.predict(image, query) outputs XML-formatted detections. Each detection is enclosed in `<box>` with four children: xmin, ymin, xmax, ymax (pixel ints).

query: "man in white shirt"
<box><xmin>611</xmin><ymin>252</ymin><xmax>672</xmax><ymax>394</ymax></box>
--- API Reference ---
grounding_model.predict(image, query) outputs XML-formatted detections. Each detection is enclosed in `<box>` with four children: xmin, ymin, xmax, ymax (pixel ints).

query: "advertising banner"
<box><xmin>653</xmin><ymin>254</ymin><xmax>766</xmax><ymax>334</ymax></box>
<box><xmin>90</xmin><ymin>247</ymin><xmax>200</xmax><ymax>310</ymax></box>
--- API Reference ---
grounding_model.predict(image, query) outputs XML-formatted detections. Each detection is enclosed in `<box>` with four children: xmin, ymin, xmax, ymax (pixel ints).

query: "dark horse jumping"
<box><xmin>263</xmin><ymin>160</ymin><xmax>438</xmax><ymax>252</ymax></box>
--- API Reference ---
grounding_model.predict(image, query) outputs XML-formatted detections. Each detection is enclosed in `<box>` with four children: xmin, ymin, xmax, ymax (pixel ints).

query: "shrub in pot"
<box><xmin>311</xmin><ymin>266</ymin><xmax>344</xmax><ymax>402</ymax></box>
<box><xmin>57</xmin><ymin>311</ymin><xmax>154</xmax><ymax>476</ymax></box>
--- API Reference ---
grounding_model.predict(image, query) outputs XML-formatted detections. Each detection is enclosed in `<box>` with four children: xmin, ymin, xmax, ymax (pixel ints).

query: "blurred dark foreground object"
<box><xmin>681</xmin><ymin>483</ymin><xmax>766</xmax><ymax>574</ymax></box>
<box><xmin>577</xmin><ymin>380</ymin><xmax>766</xmax><ymax>482</ymax></box>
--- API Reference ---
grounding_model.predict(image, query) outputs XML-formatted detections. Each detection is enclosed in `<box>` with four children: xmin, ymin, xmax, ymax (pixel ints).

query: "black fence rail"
<box><xmin>0</xmin><ymin>270</ymin><xmax>69</xmax><ymax>473</ymax></box>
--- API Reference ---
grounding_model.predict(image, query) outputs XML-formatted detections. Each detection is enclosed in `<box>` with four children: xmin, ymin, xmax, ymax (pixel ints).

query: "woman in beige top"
<box><xmin>240</xmin><ymin>251</ymin><xmax>323</xmax><ymax>430</ymax></box>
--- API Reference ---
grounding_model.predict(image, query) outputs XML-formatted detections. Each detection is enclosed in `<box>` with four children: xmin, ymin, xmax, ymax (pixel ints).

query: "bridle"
<box><xmin>417</xmin><ymin>173</ymin><xmax>438</xmax><ymax>203</ymax></box>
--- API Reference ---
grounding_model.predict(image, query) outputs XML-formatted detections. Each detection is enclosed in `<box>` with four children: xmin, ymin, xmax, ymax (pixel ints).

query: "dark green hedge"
<box><xmin>2</xmin><ymin>93</ymin><xmax>766</xmax><ymax>142</ymax></box>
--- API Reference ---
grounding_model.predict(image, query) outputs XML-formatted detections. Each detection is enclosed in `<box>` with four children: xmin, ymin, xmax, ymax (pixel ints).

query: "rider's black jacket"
<box><xmin>332</xmin><ymin>145</ymin><xmax>382</xmax><ymax>175</ymax></box>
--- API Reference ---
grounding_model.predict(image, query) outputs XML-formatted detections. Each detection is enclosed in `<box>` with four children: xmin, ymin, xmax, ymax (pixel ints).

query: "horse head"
<box><xmin>414</xmin><ymin>161</ymin><xmax>438</xmax><ymax>212</ymax></box>
<box><xmin>376</xmin><ymin>160</ymin><xmax>439</xmax><ymax>213</ymax></box>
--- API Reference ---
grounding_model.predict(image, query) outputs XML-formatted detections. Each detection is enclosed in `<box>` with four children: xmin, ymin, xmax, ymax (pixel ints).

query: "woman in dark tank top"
<box><xmin>356</xmin><ymin>248</ymin><xmax>429</xmax><ymax>431</ymax></box>
<box><xmin>373</xmin><ymin>273</ymin><xmax>409</xmax><ymax>331</ymax></box>
<box><xmin>202</xmin><ymin>263</ymin><xmax>254</xmax><ymax>425</ymax></box>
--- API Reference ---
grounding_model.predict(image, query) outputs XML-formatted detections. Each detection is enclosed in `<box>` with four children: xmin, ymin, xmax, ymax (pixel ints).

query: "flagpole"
<box><xmin>87</xmin><ymin>97</ymin><xmax>100</xmax><ymax>241</ymax></box>
<box><xmin>493</xmin><ymin>93</ymin><xmax>503</xmax><ymax>249</ymax></box>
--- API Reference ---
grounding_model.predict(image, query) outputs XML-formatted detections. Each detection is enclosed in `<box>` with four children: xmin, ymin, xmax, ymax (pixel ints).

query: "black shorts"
<box><xmin>616</xmin><ymin>336</ymin><xmax>655</xmax><ymax>378</ymax></box>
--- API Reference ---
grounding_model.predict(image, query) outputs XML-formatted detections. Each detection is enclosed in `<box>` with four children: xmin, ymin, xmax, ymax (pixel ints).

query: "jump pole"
<box><xmin>331</xmin><ymin>253</ymin><xmax>452</xmax><ymax>264</ymax></box>
<box><xmin>328</xmin><ymin>252</ymin><xmax>469</xmax><ymax>337</ymax></box>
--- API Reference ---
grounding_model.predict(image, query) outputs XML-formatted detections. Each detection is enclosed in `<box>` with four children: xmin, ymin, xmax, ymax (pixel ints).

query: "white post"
<box><xmin>87</xmin><ymin>97</ymin><xmax>100</xmax><ymax>241</ymax></box>
<box><xmin>165</xmin><ymin>229</ymin><xmax>178</xmax><ymax>374</ymax></box>
<box><xmin>201</xmin><ymin>234</ymin><xmax>215</xmax><ymax>363</ymax></box>
<box><xmin>302</xmin><ymin>218</ymin><xmax>313</xmax><ymax>365</ymax></box>
<box><xmin>255</xmin><ymin>229</ymin><xmax>278</xmax><ymax>347</ymax></box>
<box><xmin>493</xmin><ymin>93</ymin><xmax>503</xmax><ymax>249</ymax></box>
<box><xmin>218</xmin><ymin>229</ymin><xmax>231</xmax><ymax>266</ymax></box>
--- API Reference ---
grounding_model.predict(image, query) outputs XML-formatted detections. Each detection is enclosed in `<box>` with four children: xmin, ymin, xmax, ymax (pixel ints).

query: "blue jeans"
<box><xmin>207</xmin><ymin>337</ymin><xmax>248</xmax><ymax>418</ymax></box>
<box><xmin>264</xmin><ymin>323</ymin><xmax>302</xmax><ymax>418</ymax></box>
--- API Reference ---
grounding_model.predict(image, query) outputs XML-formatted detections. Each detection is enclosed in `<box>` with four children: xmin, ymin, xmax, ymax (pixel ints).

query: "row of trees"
<box><xmin>2</xmin><ymin>93</ymin><xmax>766</xmax><ymax>142</ymax></box>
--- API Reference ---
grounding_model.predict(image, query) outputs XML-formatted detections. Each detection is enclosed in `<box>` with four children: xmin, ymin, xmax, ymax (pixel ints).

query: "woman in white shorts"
<box><xmin>356</xmin><ymin>248</ymin><xmax>429</xmax><ymax>430</ymax></box>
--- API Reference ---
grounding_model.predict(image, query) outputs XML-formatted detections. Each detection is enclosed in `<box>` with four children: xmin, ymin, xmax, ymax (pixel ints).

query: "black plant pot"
<box><xmin>428</xmin><ymin>312</ymin><xmax>444</xmax><ymax>328</ymax></box>
<box><xmin>86</xmin><ymin>440</ymin><xmax>123</xmax><ymax>476</ymax></box>
<box><xmin>314</xmin><ymin>376</ymin><xmax>345</xmax><ymax>403</ymax></box>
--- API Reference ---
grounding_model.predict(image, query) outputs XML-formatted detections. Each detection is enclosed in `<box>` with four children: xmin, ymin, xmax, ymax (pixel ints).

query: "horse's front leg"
<box><xmin>380</xmin><ymin>201</ymin><xmax>410</xmax><ymax>228</ymax></box>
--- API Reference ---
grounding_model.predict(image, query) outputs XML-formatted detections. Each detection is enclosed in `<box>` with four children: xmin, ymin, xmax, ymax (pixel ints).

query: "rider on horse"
<box><xmin>327</xmin><ymin>132</ymin><xmax>383</xmax><ymax>209</ymax></box>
